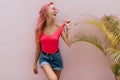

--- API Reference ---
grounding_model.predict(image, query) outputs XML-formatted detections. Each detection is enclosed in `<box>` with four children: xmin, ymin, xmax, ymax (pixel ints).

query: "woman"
<box><xmin>33</xmin><ymin>2</ymin><xmax>73</xmax><ymax>80</ymax></box>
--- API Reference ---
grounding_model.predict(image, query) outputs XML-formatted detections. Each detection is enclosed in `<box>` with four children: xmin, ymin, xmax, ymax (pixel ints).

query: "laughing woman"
<box><xmin>33</xmin><ymin>2</ymin><xmax>73</xmax><ymax>80</ymax></box>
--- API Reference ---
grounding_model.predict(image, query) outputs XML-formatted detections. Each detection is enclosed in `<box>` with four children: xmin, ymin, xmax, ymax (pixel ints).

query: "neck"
<box><xmin>46</xmin><ymin>17</ymin><xmax>55</xmax><ymax>27</ymax></box>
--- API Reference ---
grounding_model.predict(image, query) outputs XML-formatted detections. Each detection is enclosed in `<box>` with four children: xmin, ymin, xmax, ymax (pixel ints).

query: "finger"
<box><xmin>36</xmin><ymin>70</ymin><xmax>39</xmax><ymax>74</ymax></box>
<box><xmin>34</xmin><ymin>69</ymin><xmax>39</xmax><ymax>74</ymax></box>
<box><xmin>66</xmin><ymin>20</ymin><xmax>71</xmax><ymax>23</ymax></box>
<box><xmin>65</xmin><ymin>20</ymin><xmax>71</xmax><ymax>24</ymax></box>
<box><xmin>33</xmin><ymin>69</ymin><xmax>36</xmax><ymax>74</ymax></box>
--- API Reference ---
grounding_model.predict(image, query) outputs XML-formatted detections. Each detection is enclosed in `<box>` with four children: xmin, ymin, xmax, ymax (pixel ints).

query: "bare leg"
<box><xmin>54</xmin><ymin>70</ymin><xmax>61</xmax><ymax>80</ymax></box>
<box><xmin>42</xmin><ymin>64</ymin><xmax>58</xmax><ymax>80</ymax></box>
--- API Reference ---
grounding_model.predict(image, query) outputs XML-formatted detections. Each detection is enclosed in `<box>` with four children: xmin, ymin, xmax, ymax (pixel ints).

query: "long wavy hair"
<box><xmin>35</xmin><ymin>2</ymin><xmax>54</xmax><ymax>36</ymax></box>
<box><xmin>35</xmin><ymin>2</ymin><xmax>54</xmax><ymax>48</ymax></box>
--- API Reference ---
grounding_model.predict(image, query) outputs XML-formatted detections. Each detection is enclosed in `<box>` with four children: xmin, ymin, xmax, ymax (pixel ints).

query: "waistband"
<box><xmin>42</xmin><ymin>49</ymin><xmax>59</xmax><ymax>56</ymax></box>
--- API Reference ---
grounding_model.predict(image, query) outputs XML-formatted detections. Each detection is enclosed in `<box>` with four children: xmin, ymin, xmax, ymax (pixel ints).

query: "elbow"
<box><xmin>71</xmin><ymin>38</ymin><xmax>77</xmax><ymax>43</ymax></box>
<box><xmin>67</xmin><ymin>42</ymin><xmax>72</xmax><ymax>48</ymax></box>
<box><xmin>66</xmin><ymin>44</ymin><xmax>71</xmax><ymax>48</ymax></box>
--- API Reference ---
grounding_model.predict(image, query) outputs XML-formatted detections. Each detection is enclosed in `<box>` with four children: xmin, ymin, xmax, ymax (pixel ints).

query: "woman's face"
<box><xmin>47</xmin><ymin>4</ymin><xmax>58</xmax><ymax>20</ymax></box>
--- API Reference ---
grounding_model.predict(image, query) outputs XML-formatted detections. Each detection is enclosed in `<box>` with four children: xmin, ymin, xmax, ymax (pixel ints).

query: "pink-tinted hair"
<box><xmin>35</xmin><ymin>2</ymin><xmax>54</xmax><ymax>50</ymax></box>
<box><xmin>36</xmin><ymin>2</ymin><xmax>54</xmax><ymax>33</ymax></box>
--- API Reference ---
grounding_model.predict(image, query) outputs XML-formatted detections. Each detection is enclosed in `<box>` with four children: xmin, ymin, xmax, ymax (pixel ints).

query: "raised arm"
<box><xmin>60</xmin><ymin>21</ymin><xmax>73</xmax><ymax>47</ymax></box>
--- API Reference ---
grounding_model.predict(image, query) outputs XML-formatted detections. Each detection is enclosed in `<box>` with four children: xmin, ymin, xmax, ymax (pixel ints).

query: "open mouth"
<box><xmin>53</xmin><ymin>13</ymin><xmax>56</xmax><ymax>16</ymax></box>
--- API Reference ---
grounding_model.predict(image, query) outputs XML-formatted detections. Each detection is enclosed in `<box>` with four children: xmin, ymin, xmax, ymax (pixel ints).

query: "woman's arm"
<box><xmin>61</xmin><ymin>28</ymin><xmax>72</xmax><ymax>47</ymax></box>
<box><xmin>33</xmin><ymin>28</ymin><xmax>41</xmax><ymax>74</ymax></box>
<box><xmin>34</xmin><ymin>28</ymin><xmax>41</xmax><ymax>65</ymax></box>
<box><xmin>59</xmin><ymin>21</ymin><xmax>73</xmax><ymax>47</ymax></box>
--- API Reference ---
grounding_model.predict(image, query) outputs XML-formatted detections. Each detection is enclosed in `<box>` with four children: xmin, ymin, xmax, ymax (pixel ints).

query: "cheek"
<box><xmin>48</xmin><ymin>9</ymin><xmax>54</xmax><ymax>14</ymax></box>
<box><xmin>47</xmin><ymin>12</ymin><xmax>53</xmax><ymax>17</ymax></box>
<box><xmin>47</xmin><ymin>10</ymin><xmax>52</xmax><ymax>15</ymax></box>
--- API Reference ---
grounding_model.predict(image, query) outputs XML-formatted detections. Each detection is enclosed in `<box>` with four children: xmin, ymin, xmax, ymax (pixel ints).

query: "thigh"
<box><xmin>54</xmin><ymin>70</ymin><xmax>61</xmax><ymax>80</ymax></box>
<box><xmin>42</xmin><ymin>64</ymin><xmax>58</xmax><ymax>80</ymax></box>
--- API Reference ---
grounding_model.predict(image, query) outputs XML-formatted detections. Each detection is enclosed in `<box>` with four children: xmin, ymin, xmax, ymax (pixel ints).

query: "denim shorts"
<box><xmin>39</xmin><ymin>50</ymin><xmax>64</xmax><ymax>71</ymax></box>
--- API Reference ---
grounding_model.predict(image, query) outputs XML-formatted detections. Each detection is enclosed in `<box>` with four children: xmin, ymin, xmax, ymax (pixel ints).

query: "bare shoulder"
<box><xmin>55</xmin><ymin>22</ymin><xmax>62</xmax><ymax>28</ymax></box>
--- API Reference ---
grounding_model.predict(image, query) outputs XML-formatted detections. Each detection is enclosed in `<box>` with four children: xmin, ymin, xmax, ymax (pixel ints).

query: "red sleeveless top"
<box><xmin>39</xmin><ymin>24</ymin><xmax>65</xmax><ymax>54</ymax></box>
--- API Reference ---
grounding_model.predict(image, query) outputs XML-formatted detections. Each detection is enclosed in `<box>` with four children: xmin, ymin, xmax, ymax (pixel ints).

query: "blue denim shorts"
<box><xmin>39</xmin><ymin>50</ymin><xmax>64</xmax><ymax>71</ymax></box>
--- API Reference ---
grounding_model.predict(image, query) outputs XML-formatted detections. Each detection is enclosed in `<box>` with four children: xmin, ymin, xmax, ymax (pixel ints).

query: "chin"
<box><xmin>53</xmin><ymin>17</ymin><xmax>56</xmax><ymax>19</ymax></box>
<box><xmin>48</xmin><ymin>15</ymin><xmax>56</xmax><ymax>21</ymax></box>
<box><xmin>51</xmin><ymin>16</ymin><xmax>56</xmax><ymax>20</ymax></box>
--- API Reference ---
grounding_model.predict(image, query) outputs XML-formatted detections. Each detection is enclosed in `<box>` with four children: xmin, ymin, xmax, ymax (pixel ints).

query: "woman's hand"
<box><xmin>64</xmin><ymin>20</ymin><xmax>71</xmax><ymax>29</ymax></box>
<box><xmin>33</xmin><ymin>64</ymin><xmax>39</xmax><ymax>74</ymax></box>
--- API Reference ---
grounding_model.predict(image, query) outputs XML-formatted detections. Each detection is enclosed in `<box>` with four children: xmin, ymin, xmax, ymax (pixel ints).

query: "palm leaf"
<box><xmin>106</xmin><ymin>31</ymin><xmax>120</xmax><ymax>48</ymax></box>
<box><xmin>75</xmin><ymin>35</ymin><xmax>105</xmax><ymax>54</ymax></box>
<box><xmin>86</xmin><ymin>18</ymin><xmax>120</xmax><ymax>48</ymax></box>
<box><xmin>111</xmin><ymin>21</ymin><xmax>119</xmax><ymax>31</ymax></box>
<box><xmin>112</xmin><ymin>63</ymin><xmax>120</xmax><ymax>76</ymax></box>
<box><xmin>100</xmin><ymin>15</ymin><xmax>119</xmax><ymax>32</ymax></box>
<box><xmin>86</xmin><ymin>18</ymin><xmax>107</xmax><ymax>34</ymax></box>
<box><xmin>107</xmin><ymin>48</ymin><xmax>120</xmax><ymax>63</ymax></box>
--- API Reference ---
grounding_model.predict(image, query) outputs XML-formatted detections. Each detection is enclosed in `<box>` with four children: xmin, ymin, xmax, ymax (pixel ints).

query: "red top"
<box><xmin>39</xmin><ymin>23</ymin><xmax>65</xmax><ymax>54</ymax></box>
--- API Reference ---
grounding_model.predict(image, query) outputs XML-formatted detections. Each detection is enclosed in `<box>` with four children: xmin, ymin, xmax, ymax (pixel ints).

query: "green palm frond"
<box><xmin>86</xmin><ymin>18</ymin><xmax>107</xmax><ymax>34</ymax></box>
<box><xmin>111</xmin><ymin>21</ymin><xmax>119</xmax><ymax>31</ymax></box>
<box><xmin>86</xmin><ymin>18</ymin><xmax>120</xmax><ymax>48</ymax></box>
<box><xmin>75</xmin><ymin>35</ymin><xmax>105</xmax><ymax>54</ymax></box>
<box><xmin>106</xmin><ymin>31</ymin><xmax>120</xmax><ymax>48</ymax></box>
<box><xmin>85</xmin><ymin>15</ymin><xmax>120</xmax><ymax>79</ymax></box>
<box><xmin>112</xmin><ymin>63</ymin><xmax>120</xmax><ymax>76</ymax></box>
<box><xmin>100</xmin><ymin>15</ymin><xmax>119</xmax><ymax>32</ymax></box>
<box><xmin>107</xmin><ymin>48</ymin><xmax>120</xmax><ymax>63</ymax></box>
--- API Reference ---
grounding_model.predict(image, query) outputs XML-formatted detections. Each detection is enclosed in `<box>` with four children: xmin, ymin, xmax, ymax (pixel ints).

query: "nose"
<box><xmin>54</xmin><ymin>8</ymin><xmax>59</xmax><ymax>13</ymax></box>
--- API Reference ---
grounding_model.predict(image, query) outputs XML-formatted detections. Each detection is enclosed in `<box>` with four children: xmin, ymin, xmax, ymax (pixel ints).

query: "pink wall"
<box><xmin>0</xmin><ymin>0</ymin><xmax>120</xmax><ymax>80</ymax></box>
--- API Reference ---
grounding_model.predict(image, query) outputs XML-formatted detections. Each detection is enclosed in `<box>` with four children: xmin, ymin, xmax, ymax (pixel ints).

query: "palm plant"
<box><xmin>75</xmin><ymin>35</ymin><xmax>104</xmax><ymax>54</ymax></box>
<box><xmin>86</xmin><ymin>16</ymin><xmax>120</xmax><ymax>48</ymax></box>
<box><xmin>75</xmin><ymin>15</ymin><xmax>120</xmax><ymax>80</ymax></box>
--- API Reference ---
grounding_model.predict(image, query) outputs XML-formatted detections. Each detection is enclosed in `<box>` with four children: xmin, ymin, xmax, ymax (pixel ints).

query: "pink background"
<box><xmin>0</xmin><ymin>0</ymin><xmax>120</xmax><ymax>80</ymax></box>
